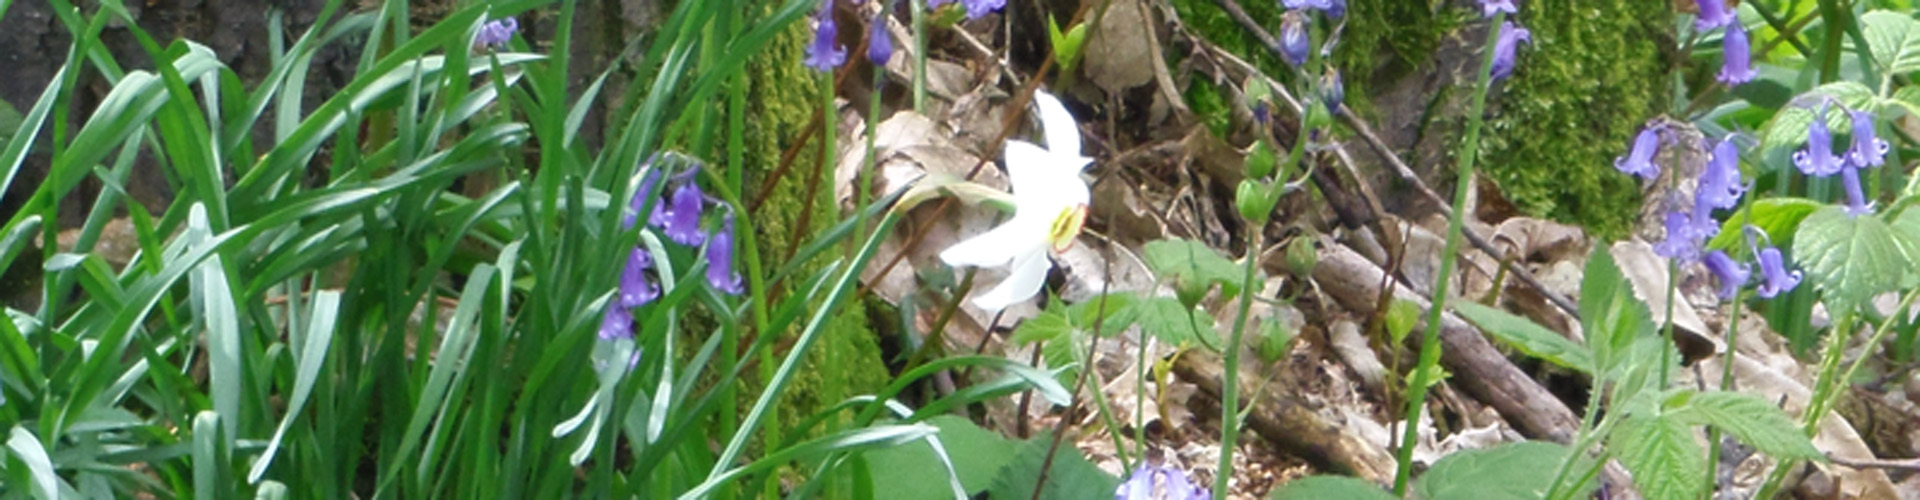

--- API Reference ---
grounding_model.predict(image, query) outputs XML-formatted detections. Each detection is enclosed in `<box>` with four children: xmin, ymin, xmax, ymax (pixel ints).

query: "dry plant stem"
<box><xmin>1393</xmin><ymin>11</ymin><xmax>1506</xmax><ymax>495</ymax></box>
<box><xmin>1198</xmin><ymin>2</ymin><xmax>1582</xmax><ymax>321</ymax></box>
<box><xmin>1825</xmin><ymin>454</ymin><xmax>1920</xmax><ymax>473</ymax></box>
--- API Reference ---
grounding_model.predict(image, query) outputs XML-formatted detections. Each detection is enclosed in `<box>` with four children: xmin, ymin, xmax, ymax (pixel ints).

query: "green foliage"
<box><xmin>1143</xmin><ymin>238</ymin><xmax>1256</xmax><ymax>303</ymax></box>
<box><xmin>1453</xmin><ymin>301</ymin><xmax>1594</xmax><ymax>373</ymax></box>
<box><xmin>1415</xmin><ymin>441</ymin><xmax>1593</xmax><ymax>500</ymax></box>
<box><xmin>1792</xmin><ymin>205</ymin><xmax>1920</xmax><ymax>311</ymax></box>
<box><xmin>863</xmin><ymin>415</ymin><xmax>1018</xmax><ymax>497</ymax></box>
<box><xmin>1861</xmin><ymin>11</ymin><xmax>1920</xmax><ymax>75</ymax></box>
<box><xmin>1706</xmin><ymin>197</ymin><xmax>1823</xmax><ymax>255</ymax></box>
<box><xmin>985</xmin><ymin>435</ymin><xmax>1122</xmax><ymax>500</ymax></box>
<box><xmin>1383</xmin><ymin>298</ymin><xmax>1422</xmax><ymax>346</ymax></box>
<box><xmin>1479</xmin><ymin>0</ymin><xmax>1668</xmax><ymax>239</ymax></box>
<box><xmin>1669</xmin><ymin>392</ymin><xmax>1824</xmax><ymax>461</ymax></box>
<box><xmin>1612</xmin><ymin>411</ymin><xmax>1707</xmax><ymax>500</ymax></box>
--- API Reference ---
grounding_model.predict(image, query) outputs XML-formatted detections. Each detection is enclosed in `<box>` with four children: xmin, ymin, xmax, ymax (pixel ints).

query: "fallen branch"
<box><xmin>1171</xmin><ymin>350</ymin><xmax>1398</xmax><ymax>485</ymax></box>
<box><xmin>1313</xmin><ymin>243</ymin><xmax>1581</xmax><ymax>442</ymax></box>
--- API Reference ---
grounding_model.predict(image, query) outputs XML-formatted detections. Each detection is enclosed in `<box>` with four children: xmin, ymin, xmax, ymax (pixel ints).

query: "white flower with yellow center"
<box><xmin>940</xmin><ymin>91</ymin><xmax>1092</xmax><ymax>311</ymax></box>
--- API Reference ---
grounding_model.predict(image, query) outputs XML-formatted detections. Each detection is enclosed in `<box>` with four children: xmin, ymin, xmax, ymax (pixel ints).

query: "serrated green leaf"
<box><xmin>1143</xmin><ymin>238</ymin><xmax>1254</xmax><ymax>299</ymax></box>
<box><xmin>1792</xmin><ymin>205</ymin><xmax>1920</xmax><ymax>311</ymax></box>
<box><xmin>986</xmin><ymin>435</ymin><xmax>1120</xmax><ymax>500</ymax></box>
<box><xmin>1135</xmin><ymin>296</ymin><xmax>1214</xmax><ymax>346</ymax></box>
<box><xmin>1269</xmin><ymin>475</ymin><xmax>1396</xmax><ymax>500</ymax></box>
<box><xmin>1581</xmin><ymin>248</ymin><xmax>1655</xmax><ymax>374</ymax></box>
<box><xmin>1453</xmin><ymin>302</ymin><xmax>1595</xmax><ymax>374</ymax></box>
<box><xmin>1893</xmin><ymin>86</ymin><xmax>1920</xmax><ymax>119</ymax></box>
<box><xmin>1671</xmin><ymin>391</ymin><xmax>1824</xmax><ymax>461</ymax></box>
<box><xmin>1761</xmin><ymin>82</ymin><xmax>1876</xmax><ymax>157</ymax></box>
<box><xmin>1862</xmin><ymin>11</ymin><xmax>1920</xmax><ymax>74</ymax></box>
<box><xmin>1707</xmin><ymin>197</ymin><xmax>1823</xmax><ymax>256</ymax></box>
<box><xmin>1067</xmin><ymin>292</ymin><xmax>1138</xmax><ymax>336</ymax></box>
<box><xmin>1416</xmin><ymin>441</ymin><xmax>1596</xmax><ymax>500</ymax></box>
<box><xmin>1612</xmin><ymin>413</ymin><xmax>1707</xmax><ymax>500</ymax></box>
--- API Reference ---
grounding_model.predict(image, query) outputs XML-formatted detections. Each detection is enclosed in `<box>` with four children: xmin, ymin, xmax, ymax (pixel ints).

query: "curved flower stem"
<box><xmin>1392</xmin><ymin>11</ymin><xmax>1506</xmax><ymax>496</ymax></box>
<box><xmin>909</xmin><ymin>0</ymin><xmax>927</xmax><ymax>112</ymax></box>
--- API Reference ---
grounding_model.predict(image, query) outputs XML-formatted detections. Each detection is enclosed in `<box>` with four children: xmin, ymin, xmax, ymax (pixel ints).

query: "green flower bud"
<box><xmin>1246</xmin><ymin>140</ymin><xmax>1277</xmax><ymax>179</ymax></box>
<box><xmin>1285</xmin><ymin>236</ymin><xmax>1318</xmax><ymax>277</ymax></box>
<box><xmin>1305</xmin><ymin>98</ymin><xmax>1333</xmax><ymax>130</ymax></box>
<box><xmin>1236</xmin><ymin>180</ymin><xmax>1272</xmax><ymax>225</ymax></box>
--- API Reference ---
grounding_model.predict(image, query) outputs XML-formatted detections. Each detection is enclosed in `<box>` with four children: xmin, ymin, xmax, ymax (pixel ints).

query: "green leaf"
<box><xmin>986</xmin><ymin>434</ymin><xmax>1121</xmax><ymax>500</ymax></box>
<box><xmin>1067</xmin><ymin>292</ymin><xmax>1139</xmax><ymax>336</ymax></box>
<box><xmin>1861</xmin><ymin>11</ymin><xmax>1920</xmax><ymax>74</ymax></box>
<box><xmin>1416</xmin><ymin>441</ymin><xmax>1595</xmax><ymax>500</ymax></box>
<box><xmin>1384</xmin><ymin>299</ymin><xmax>1422</xmax><ymax>345</ymax></box>
<box><xmin>1671</xmin><ymin>391</ymin><xmax>1824</xmax><ymax>460</ymax></box>
<box><xmin>1269</xmin><ymin>475</ymin><xmax>1396</xmax><ymax>500</ymax></box>
<box><xmin>1579</xmin><ymin>248</ymin><xmax>1654</xmax><ymax>375</ymax></box>
<box><xmin>1612</xmin><ymin>413</ymin><xmax>1707</xmax><ymax>500</ymax></box>
<box><xmin>1135</xmin><ymin>296</ymin><xmax>1215</xmax><ymax>346</ymax></box>
<box><xmin>1792</xmin><ymin>205</ymin><xmax>1920</xmax><ymax>311</ymax></box>
<box><xmin>1761</xmin><ymin>82</ymin><xmax>1875</xmax><ymax>158</ymax></box>
<box><xmin>1706</xmin><ymin>197</ymin><xmax>1823</xmax><ymax>255</ymax></box>
<box><xmin>1891</xmin><ymin>86</ymin><xmax>1920</xmax><ymax>120</ymax></box>
<box><xmin>1143</xmin><ymin>238</ymin><xmax>1253</xmax><ymax>300</ymax></box>
<box><xmin>865</xmin><ymin>415</ymin><xmax>1019</xmax><ymax>497</ymax></box>
<box><xmin>6</xmin><ymin>426</ymin><xmax>61</xmax><ymax>499</ymax></box>
<box><xmin>1011</xmin><ymin>301</ymin><xmax>1074</xmax><ymax>345</ymax></box>
<box><xmin>1453</xmin><ymin>302</ymin><xmax>1595</xmax><ymax>374</ymax></box>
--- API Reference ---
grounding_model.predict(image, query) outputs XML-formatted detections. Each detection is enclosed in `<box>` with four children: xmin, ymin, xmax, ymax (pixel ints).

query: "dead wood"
<box><xmin>1171</xmin><ymin>350</ymin><xmax>1398</xmax><ymax>485</ymax></box>
<box><xmin>1312</xmin><ymin>242</ymin><xmax>1582</xmax><ymax>442</ymax></box>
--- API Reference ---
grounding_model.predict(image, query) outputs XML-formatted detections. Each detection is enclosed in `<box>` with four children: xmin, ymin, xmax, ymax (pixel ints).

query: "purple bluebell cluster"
<box><xmin>1794</xmin><ymin>105</ymin><xmax>1887</xmax><ymax>217</ymax></box>
<box><xmin>1610</xmin><ymin>127</ymin><xmax>1803</xmax><ymax>300</ymax></box>
<box><xmin>597</xmin><ymin>161</ymin><xmax>749</xmax><ymax>340</ymax></box>
<box><xmin>1691</xmin><ymin>0</ymin><xmax>1755</xmax><ymax>85</ymax></box>
<box><xmin>805</xmin><ymin>2</ymin><xmax>847</xmax><ymax>71</ymax></box>
<box><xmin>1115</xmin><ymin>463</ymin><xmax>1211</xmax><ymax>500</ymax></box>
<box><xmin>475</xmin><ymin>17</ymin><xmax>518</xmax><ymax>50</ymax></box>
<box><xmin>1321</xmin><ymin>70</ymin><xmax>1344</xmax><ymax>116</ymax></box>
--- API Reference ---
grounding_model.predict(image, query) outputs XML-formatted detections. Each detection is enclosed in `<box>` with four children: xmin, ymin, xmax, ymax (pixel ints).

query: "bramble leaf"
<box><xmin>1671</xmin><ymin>391</ymin><xmax>1823</xmax><ymax>461</ymax></box>
<box><xmin>1793</xmin><ymin>205</ymin><xmax>1920</xmax><ymax>311</ymax></box>
<box><xmin>1453</xmin><ymin>301</ymin><xmax>1595</xmax><ymax>374</ymax></box>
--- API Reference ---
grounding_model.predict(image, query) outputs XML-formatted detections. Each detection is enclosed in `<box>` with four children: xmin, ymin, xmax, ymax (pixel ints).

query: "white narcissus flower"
<box><xmin>940</xmin><ymin>91</ymin><xmax>1092</xmax><ymax>311</ymax></box>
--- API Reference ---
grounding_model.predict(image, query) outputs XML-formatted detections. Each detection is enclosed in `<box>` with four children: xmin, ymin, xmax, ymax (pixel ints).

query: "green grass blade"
<box><xmin>248</xmin><ymin>290</ymin><xmax>340</xmax><ymax>483</ymax></box>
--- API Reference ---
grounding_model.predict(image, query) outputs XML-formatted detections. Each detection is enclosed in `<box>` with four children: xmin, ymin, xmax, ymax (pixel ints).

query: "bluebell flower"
<box><xmin>1703</xmin><ymin>250</ymin><xmax>1749</xmax><ymax>300</ymax></box>
<box><xmin>1283</xmin><ymin>0</ymin><xmax>1342</xmax><ymax>18</ymax></box>
<box><xmin>1793</xmin><ymin>105</ymin><xmax>1845</xmax><ymax>177</ymax></box>
<box><xmin>1694</xmin><ymin>0</ymin><xmax>1735</xmax><ymax>31</ymax></box>
<box><xmin>962</xmin><ymin>0</ymin><xmax>1006</xmax><ymax>18</ymax></box>
<box><xmin>1115</xmin><ymin>464</ymin><xmax>1211</xmax><ymax>500</ymax></box>
<box><xmin>805</xmin><ymin>4</ymin><xmax>846</xmax><ymax>71</ymax></box>
<box><xmin>1654</xmin><ymin>209</ymin><xmax>1705</xmax><ymax>263</ymax></box>
<box><xmin>1279</xmin><ymin>13</ymin><xmax>1310</xmax><ymax>67</ymax></box>
<box><xmin>619</xmin><ymin>247</ymin><xmax>659</xmax><ymax>307</ymax></box>
<box><xmin>475</xmin><ymin>17</ymin><xmax>518</xmax><ymax>50</ymax></box>
<box><xmin>1846</xmin><ymin>110</ymin><xmax>1888</xmax><ymax>168</ymax></box>
<box><xmin>1613</xmin><ymin>127</ymin><xmax>1661</xmax><ymax>179</ymax></box>
<box><xmin>1840</xmin><ymin>161</ymin><xmax>1872</xmax><ymax>216</ymax></box>
<box><xmin>1480</xmin><ymin>0</ymin><xmax>1517</xmax><ymax>18</ymax></box>
<box><xmin>1321</xmin><ymin>70</ymin><xmax>1344</xmax><ymax>116</ymax></box>
<box><xmin>1717</xmin><ymin>22</ymin><xmax>1757</xmax><ymax>85</ymax></box>
<box><xmin>869</xmin><ymin>7</ymin><xmax>894</xmax><ymax>65</ymax></box>
<box><xmin>625</xmin><ymin>169</ymin><xmax>663</xmax><ymax>229</ymax></box>
<box><xmin>1755</xmin><ymin>245</ymin><xmax>1801</xmax><ymax>299</ymax></box>
<box><xmin>659</xmin><ymin>182</ymin><xmax>708</xmax><ymax>246</ymax></box>
<box><xmin>1697</xmin><ymin>137</ymin><xmax>1745</xmax><ymax>210</ymax></box>
<box><xmin>599</xmin><ymin>304</ymin><xmax>633</xmax><ymax>340</ymax></box>
<box><xmin>706</xmin><ymin>215</ymin><xmax>746</xmax><ymax>295</ymax></box>
<box><xmin>1490</xmin><ymin>21</ymin><xmax>1532</xmax><ymax>82</ymax></box>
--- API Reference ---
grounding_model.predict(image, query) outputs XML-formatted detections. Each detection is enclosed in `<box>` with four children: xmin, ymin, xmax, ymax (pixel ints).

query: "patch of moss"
<box><xmin>731</xmin><ymin>3</ymin><xmax>890</xmax><ymax>443</ymax></box>
<box><xmin>1477</xmin><ymin>0</ymin><xmax>1665</xmax><ymax>239</ymax></box>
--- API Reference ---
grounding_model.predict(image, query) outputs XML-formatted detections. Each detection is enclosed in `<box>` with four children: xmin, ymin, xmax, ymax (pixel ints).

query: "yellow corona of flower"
<box><xmin>940</xmin><ymin>91</ymin><xmax>1091</xmax><ymax>311</ymax></box>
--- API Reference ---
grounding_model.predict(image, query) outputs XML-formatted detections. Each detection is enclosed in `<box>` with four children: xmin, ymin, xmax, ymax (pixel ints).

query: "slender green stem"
<box><xmin>1213</xmin><ymin>223</ymin><xmax>1261</xmax><ymax>496</ymax></box>
<box><xmin>1392</xmin><ymin>11</ymin><xmax>1506</xmax><ymax>495</ymax></box>
<box><xmin>909</xmin><ymin>0</ymin><xmax>927</xmax><ymax>112</ymax></box>
<box><xmin>1660</xmin><ymin>259</ymin><xmax>1678</xmax><ymax>385</ymax></box>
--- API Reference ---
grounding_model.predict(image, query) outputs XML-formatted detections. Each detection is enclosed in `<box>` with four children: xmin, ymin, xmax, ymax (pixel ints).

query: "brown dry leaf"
<box><xmin>1608</xmin><ymin>240</ymin><xmax>1719</xmax><ymax>363</ymax></box>
<box><xmin>1082</xmin><ymin>0</ymin><xmax>1155</xmax><ymax>97</ymax></box>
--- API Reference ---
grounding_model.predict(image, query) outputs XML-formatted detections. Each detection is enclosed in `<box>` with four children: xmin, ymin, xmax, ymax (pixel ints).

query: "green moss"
<box><xmin>1171</xmin><ymin>0</ymin><xmax>1454</xmax><ymax>120</ymax></box>
<box><xmin>732</xmin><ymin>3</ymin><xmax>889</xmax><ymax>442</ymax></box>
<box><xmin>1477</xmin><ymin>0</ymin><xmax>1664</xmax><ymax>239</ymax></box>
